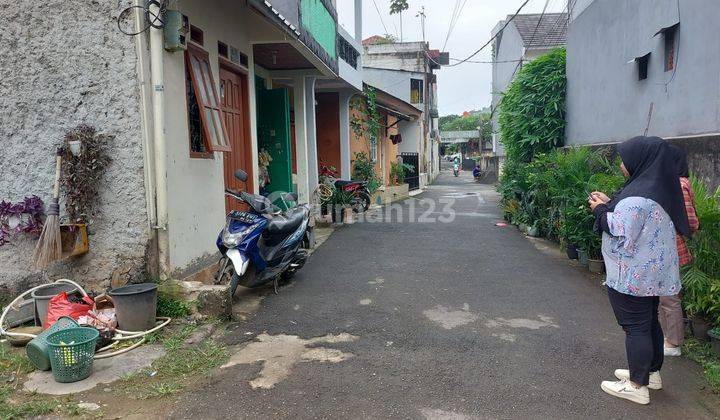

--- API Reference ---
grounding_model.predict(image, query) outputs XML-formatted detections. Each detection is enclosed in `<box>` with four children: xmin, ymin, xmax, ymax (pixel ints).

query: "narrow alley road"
<box><xmin>172</xmin><ymin>168</ymin><xmax>720</xmax><ymax>419</ymax></box>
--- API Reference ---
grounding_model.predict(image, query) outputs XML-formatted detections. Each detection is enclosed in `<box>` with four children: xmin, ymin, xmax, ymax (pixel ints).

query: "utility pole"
<box><xmin>416</xmin><ymin>6</ymin><xmax>426</xmax><ymax>43</ymax></box>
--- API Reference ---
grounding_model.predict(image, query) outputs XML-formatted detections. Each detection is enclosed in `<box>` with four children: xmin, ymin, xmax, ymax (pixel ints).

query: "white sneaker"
<box><xmin>601</xmin><ymin>379</ymin><xmax>650</xmax><ymax>405</ymax></box>
<box><xmin>664</xmin><ymin>345</ymin><xmax>681</xmax><ymax>356</ymax></box>
<box><xmin>614</xmin><ymin>369</ymin><xmax>662</xmax><ymax>390</ymax></box>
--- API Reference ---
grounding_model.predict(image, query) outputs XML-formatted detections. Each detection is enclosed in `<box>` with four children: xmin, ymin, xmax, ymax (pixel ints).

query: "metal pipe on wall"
<box><xmin>148</xmin><ymin>1</ymin><xmax>170</xmax><ymax>277</ymax></box>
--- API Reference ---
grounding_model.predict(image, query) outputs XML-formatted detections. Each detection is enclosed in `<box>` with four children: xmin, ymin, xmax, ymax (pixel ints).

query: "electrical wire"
<box><xmin>117</xmin><ymin>0</ymin><xmax>167</xmax><ymax>37</ymax></box>
<box><xmin>428</xmin><ymin>0</ymin><xmax>532</xmax><ymax>68</ymax></box>
<box><xmin>371</xmin><ymin>0</ymin><xmax>395</xmax><ymax>42</ymax></box>
<box><xmin>449</xmin><ymin>58</ymin><xmax>524</xmax><ymax>64</ymax></box>
<box><xmin>441</xmin><ymin>0</ymin><xmax>461</xmax><ymax>52</ymax></box>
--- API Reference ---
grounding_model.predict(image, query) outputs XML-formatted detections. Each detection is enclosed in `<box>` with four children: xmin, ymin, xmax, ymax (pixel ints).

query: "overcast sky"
<box><xmin>337</xmin><ymin>0</ymin><xmax>567</xmax><ymax>116</ymax></box>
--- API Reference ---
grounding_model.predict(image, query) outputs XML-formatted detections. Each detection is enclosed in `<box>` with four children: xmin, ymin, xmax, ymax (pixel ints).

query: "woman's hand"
<box><xmin>588</xmin><ymin>194</ymin><xmax>605</xmax><ymax>211</ymax></box>
<box><xmin>591</xmin><ymin>191</ymin><xmax>610</xmax><ymax>203</ymax></box>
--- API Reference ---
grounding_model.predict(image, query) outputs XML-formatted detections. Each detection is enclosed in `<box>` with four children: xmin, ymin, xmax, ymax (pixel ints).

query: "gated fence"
<box><xmin>400</xmin><ymin>152</ymin><xmax>420</xmax><ymax>191</ymax></box>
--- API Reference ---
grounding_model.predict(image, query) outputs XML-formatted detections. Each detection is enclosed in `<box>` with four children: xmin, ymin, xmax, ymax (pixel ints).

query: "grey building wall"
<box><xmin>565</xmin><ymin>0</ymin><xmax>720</xmax><ymax>146</ymax></box>
<box><xmin>363</xmin><ymin>67</ymin><xmax>424</xmax><ymax>108</ymax></box>
<box><xmin>569</xmin><ymin>0</ymin><xmax>595</xmax><ymax>21</ymax></box>
<box><xmin>0</xmin><ymin>1</ymin><xmax>150</xmax><ymax>297</ymax></box>
<box><xmin>491</xmin><ymin>23</ymin><xmax>525</xmax><ymax>157</ymax></box>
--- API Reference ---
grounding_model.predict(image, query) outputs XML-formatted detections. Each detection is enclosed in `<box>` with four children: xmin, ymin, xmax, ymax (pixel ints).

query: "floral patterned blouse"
<box><xmin>601</xmin><ymin>196</ymin><xmax>681</xmax><ymax>297</ymax></box>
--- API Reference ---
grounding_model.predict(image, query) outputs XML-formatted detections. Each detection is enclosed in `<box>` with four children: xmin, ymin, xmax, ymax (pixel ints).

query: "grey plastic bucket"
<box><xmin>109</xmin><ymin>283</ymin><xmax>158</xmax><ymax>332</ymax></box>
<box><xmin>31</xmin><ymin>283</ymin><xmax>78</xmax><ymax>327</ymax></box>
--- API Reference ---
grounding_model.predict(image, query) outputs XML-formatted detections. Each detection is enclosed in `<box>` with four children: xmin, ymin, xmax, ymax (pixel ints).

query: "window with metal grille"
<box><xmin>410</xmin><ymin>78</ymin><xmax>423</xmax><ymax>104</ymax></box>
<box><xmin>370</xmin><ymin>137</ymin><xmax>378</xmax><ymax>162</ymax></box>
<box><xmin>337</xmin><ymin>35</ymin><xmax>359</xmax><ymax>68</ymax></box>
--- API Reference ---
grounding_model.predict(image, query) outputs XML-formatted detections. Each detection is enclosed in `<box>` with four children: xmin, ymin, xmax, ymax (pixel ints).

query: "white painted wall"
<box><xmin>398</xmin><ymin>120</ymin><xmax>422</xmax><ymax>155</ymax></box>
<box><xmin>162</xmin><ymin>0</ymin><xmax>282</xmax><ymax>274</ymax></box>
<box><xmin>338</xmin><ymin>27</ymin><xmax>363</xmax><ymax>90</ymax></box>
<box><xmin>362</xmin><ymin>68</ymin><xmax>425</xmax><ymax>109</ymax></box>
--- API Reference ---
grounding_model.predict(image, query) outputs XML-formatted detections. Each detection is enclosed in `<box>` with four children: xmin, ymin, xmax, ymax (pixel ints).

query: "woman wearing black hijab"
<box><xmin>588</xmin><ymin>136</ymin><xmax>686</xmax><ymax>405</ymax></box>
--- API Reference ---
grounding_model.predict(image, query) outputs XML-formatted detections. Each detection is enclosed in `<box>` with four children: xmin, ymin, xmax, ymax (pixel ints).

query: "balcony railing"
<box><xmin>338</xmin><ymin>34</ymin><xmax>359</xmax><ymax>69</ymax></box>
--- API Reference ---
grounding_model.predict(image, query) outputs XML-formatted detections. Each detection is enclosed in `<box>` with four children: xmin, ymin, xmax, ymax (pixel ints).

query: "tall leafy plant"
<box><xmin>498</xmin><ymin>48</ymin><xmax>566</xmax><ymax>162</ymax></box>
<box><xmin>682</xmin><ymin>176</ymin><xmax>720</xmax><ymax>324</ymax></box>
<box><xmin>352</xmin><ymin>152</ymin><xmax>381</xmax><ymax>194</ymax></box>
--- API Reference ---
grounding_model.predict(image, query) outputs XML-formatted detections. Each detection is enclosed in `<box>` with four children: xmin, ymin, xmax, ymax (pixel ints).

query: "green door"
<box><xmin>256</xmin><ymin>78</ymin><xmax>293</xmax><ymax>194</ymax></box>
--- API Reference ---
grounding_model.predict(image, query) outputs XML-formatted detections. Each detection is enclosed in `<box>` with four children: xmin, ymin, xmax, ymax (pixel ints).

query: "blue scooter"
<box><xmin>214</xmin><ymin>169</ymin><xmax>312</xmax><ymax>296</ymax></box>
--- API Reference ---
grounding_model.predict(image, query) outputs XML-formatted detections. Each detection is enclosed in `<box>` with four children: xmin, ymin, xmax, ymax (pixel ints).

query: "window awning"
<box><xmin>376</xmin><ymin>104</ymin><xmax>413</xmax><ymax>121</ymax></box>
<box><xmin>654</xmin><ymin>21</ymin><xmax>679</xmax><ymax>37</ymax></box>
<box><xmin>627</xmin><ymin>51</ymin><xmax>650</xmax><ymax>65</ymax></box>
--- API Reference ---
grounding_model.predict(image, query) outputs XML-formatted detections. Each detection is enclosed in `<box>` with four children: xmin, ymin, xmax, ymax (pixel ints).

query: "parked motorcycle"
<box><xmin>215</xmin><ymin>169</ymin><xmax>312</xmax><ymax>296</ymax></box>
<box><xmin>319</xmin><ymin>165</ymin><xmax>371</xmax><ymax>212</ymax></box>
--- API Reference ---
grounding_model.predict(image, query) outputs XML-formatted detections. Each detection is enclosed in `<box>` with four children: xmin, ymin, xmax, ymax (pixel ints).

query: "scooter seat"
<box><xmin>334</xmin><ymin>180</ymin><xmax>362</xmax><ymax>187</ymax></box>
<box><xmin>265</xmin><ymin>207</ymin><xmax>308</xmax><ymax>235</ymax></box>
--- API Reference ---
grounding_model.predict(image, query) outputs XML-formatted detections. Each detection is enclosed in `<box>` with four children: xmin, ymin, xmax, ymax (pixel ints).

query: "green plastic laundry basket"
<box><xmin>46</xmin><ymin>327</ymin><xmax>99</xmax><ymax>383</ymax></box>
<box><xmin>26</xmin><ymin>316</ymin><xmax>79</xmax><ymax>371</ymax></box>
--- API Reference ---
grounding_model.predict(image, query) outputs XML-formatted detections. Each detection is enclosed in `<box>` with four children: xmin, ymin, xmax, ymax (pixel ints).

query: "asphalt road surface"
<box><xmin>172</xmin><ymin>167</ymin><xmax>720</xmax><ymax>419</ymax></box>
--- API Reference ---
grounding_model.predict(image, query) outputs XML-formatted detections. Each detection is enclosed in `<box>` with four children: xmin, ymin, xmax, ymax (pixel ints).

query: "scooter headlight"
<box><xmin>222</xmin><ymin>226</ymin><xmax>254</xmax><ymax>247</ymax></box>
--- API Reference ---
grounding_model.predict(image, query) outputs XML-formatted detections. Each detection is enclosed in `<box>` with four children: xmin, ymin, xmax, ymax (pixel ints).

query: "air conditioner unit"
<box><xmin>164</xmin><ymin>11</ymin><xmax>189</xmax><ymax>52</ymax></box>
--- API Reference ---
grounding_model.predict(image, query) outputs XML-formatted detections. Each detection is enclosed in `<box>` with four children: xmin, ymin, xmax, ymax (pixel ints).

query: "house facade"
<box><xmin>565</xmin><ymin>0</ymin><xmax>720</xmax><ymax>189</ymax></box>
<box><xmin>490</xmin><ymin>13</ymin><xmax>568</xmax><ymax>163</ymax></box>
<box><xmin>348</xmin><ymin>84</ymin><xmax>421</xmax><ymax>197</ymax></box>
<box><xmin>0</xmin><ymin>0</ymin><xmax>364</xmax><ymax>294</ymax></box>
<box><xmin>361</xmin><ymin>39</ymin><xmax>444</xmax><ymax>189</ymax></box>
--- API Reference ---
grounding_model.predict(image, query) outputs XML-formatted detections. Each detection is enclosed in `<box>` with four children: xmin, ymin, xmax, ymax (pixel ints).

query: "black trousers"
<box><xmin>607</xmin><ymin>287</ymin><xmax>664</xmax><ymax>386</ymax></box>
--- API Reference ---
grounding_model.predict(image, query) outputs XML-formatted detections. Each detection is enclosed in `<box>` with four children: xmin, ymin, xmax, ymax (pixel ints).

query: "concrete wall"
<box><xmin>565</xmin><ymin>0</ymin><xmax>720</xmax><ymax>146</ymax></box>
<box><xmin>363</xmin><ymin>42</ymin><xmax>429</xmax><ymax>73</ymax></box>
<box><xmin>0</xmin><ymin>1</ymin><xmax>150</xmax><ymax>295</ymax></box>
<box><xmin>398</xmin><ymin>120</ymin><xmax>422</xmax><ymax>155</ymax></box>
<box><xmin>491</xmin><ymin>23</ymin><xmax>524</xmax><ymax>157</ymax></box>
<box><xmin>569</xmin><ymin>0</ymin><xmax>595</xmax><ymax>21</ymax></box>
<box><xmin>162</xmin><ymin>0</ymin><xmax>282</xmax><ymax>276</ymax></box>
<box><xmin>337</xmin><ymin>27</ymin><xmax>363</xmax><ymax>90</ymax></box>
<box><xmin>362</xmin><ymin>68</ymin><xmax>424</xmax><ymax>109</ymax></box>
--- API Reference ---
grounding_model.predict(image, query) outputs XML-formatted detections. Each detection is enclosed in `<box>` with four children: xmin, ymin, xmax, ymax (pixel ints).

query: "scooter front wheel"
<box><xmin>215</xmin><ymin>256</ymin><xmax>248</xmax><ymax>298</ymax></box>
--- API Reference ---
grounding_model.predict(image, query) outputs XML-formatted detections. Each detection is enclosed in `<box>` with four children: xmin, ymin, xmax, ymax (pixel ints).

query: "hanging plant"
<box><xmin>61</xmin><ymin>124</ymin><xmax>113</xmax><ymax>224</ymax></box>
<box><xmin>0</xmin><ymin>196</ymin><xmax>45</xmax><ymax>246</ymax></box>
<box><xmin>350</xmin><ymin>87</ymin><xmax>382</xmax><ymax>142</ymax></box>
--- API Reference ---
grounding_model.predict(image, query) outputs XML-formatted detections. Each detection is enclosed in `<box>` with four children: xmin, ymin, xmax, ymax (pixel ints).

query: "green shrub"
<box><xmin>351</xmin><ymin>152</ymin><xmax>381</xmax><ymax>194</ymax></box>
<box><xmin>390</xmin><ymin>161</ymin><xmax>414</xmax><ymax>186</ymax></box>
<box><xmin>682</xmin><ymin>176</ymin><xmax>720</xmax><ymax>325</ymax></box>
<box><xmin>499</xmin><ymin>48</ymin><xmax>566</xmax><ymax>162</ymax></box>
<box><xmin>157</xmin><ymin>293</ymin><xmax>191</xmax><ymax>318</ymax></box>
<box><xmin>499</xmin><ymin>147</ymin><xmax>623</xmax><ymax>257</ymax></box>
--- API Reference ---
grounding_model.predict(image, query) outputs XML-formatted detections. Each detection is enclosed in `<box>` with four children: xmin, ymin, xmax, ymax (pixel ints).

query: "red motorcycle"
<box><xmin>319</xmin><ymin>165</ymin><xmax>372</xmax><ymax>213</ymax></box>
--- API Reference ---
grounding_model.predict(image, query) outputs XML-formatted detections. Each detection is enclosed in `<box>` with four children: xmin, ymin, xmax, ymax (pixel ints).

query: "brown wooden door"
<box><xmin>220</xmin><ymin>65</ymin><xmax>253</xmax><ymax>212</ymax></box>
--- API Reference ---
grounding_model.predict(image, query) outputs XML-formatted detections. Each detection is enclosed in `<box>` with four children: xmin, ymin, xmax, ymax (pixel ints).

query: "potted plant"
<box><xmin>564</xmin><ymin>242</ymin><xmax>579</xmax><ymax>260</ymax></box>
<box><xmin>59</xmin><ymin>124</ymin><xmax>112</xmax><ymax>257</ymax></box>
<box><xmin>328</xmin><ymin>188</ymin><xmax>353</xmax><ymax>224</ymax></box>
<box><xmin>587</xmin><ymin>250</ymin><xmax>605</xmax><ymax>273</ymax></box>
<box><xmin>527</xmin><ymin>224</ymin><xmax>540</xmax><ymax>237</ymax></box>
<box><xmin>682</xmin><ymin>265</ymin><xmax>715</xmax><ymax>341</ymax></box>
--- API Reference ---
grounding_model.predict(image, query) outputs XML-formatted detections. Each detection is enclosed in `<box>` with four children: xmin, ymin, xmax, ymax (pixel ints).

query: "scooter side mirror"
<box><xmin>234</xmin><ymin>169</ymin><xmax>248</xmax><ymax>182</ymax></box>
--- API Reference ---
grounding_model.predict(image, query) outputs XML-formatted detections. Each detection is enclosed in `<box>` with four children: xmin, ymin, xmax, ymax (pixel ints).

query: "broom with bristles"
<box><xmin>34</xmin><ymin>148</ymin><xmax>64</xmax><ymax>268</ymax></box>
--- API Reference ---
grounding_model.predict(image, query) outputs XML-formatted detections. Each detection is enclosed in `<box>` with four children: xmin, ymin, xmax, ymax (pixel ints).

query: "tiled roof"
<box><xmin>511</xmin><ymin>13</ymin><xmax>567</xmax><ymax>48</ymax></box>
<box><xmin>362</xmin><ymin>35</ymin><xmax>389</xmax><ymax>46</ymax></box>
